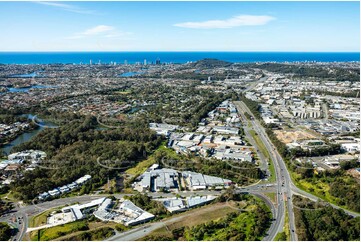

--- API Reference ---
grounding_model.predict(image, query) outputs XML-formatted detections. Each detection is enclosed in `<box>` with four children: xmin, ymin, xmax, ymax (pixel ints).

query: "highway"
<box><xmin>235</xmin><ymin>97</ymin><xmax>360</xmax><ymax>240</ymax></box>
<box><xmin>236</xmin><ymin>100</ymin><xmax>300</xmax><ymax>240</ymax></box>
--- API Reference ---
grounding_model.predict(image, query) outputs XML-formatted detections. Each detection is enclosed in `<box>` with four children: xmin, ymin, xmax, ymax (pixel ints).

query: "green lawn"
<box><xmin>30</xmin><ymin>220</ymin><xmax>88</xmax><ymax>241</ymax></box>
<box><xmin>264</xmin><ymin>192</ymin><xmax>277</xmax><ymax>204</ymax></box>
<box><xmin>268</xmin><ymin>158</ymin><xmax>276</xmax><ymax>183</ymax></box>
<box><xmin>29</xmin><ymin>208</ymin><xmax>61</xmax><ymax>228</ymax></box>
<box><xmin>249</xmin><ymin>130</ymin><xmax>270</xmax><ymax>160</ymax></box>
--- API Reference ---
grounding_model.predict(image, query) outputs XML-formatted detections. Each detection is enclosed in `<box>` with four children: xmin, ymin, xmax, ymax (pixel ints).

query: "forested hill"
<box><xmin>191</xmin><ymin>58</ymin><xmax>232</xmax><ymax>69</ymax></box>
<box><xmin>9</xmin><ymin>115</ymin><xmax>163</xmax><ymax>201</ymax></box>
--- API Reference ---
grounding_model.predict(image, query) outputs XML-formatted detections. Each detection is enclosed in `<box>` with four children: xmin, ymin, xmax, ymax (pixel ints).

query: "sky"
<box><xmin>0</xmin><ymin>1</ymin><xmax>359</xmax><ymax>52</ymax></box>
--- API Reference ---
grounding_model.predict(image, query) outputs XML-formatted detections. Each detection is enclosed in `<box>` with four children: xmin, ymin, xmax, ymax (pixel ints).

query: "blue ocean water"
<box><xmin>0</xmin><ymin>52</ymin><xmax>359</xmax><ymax>64</ymax></box>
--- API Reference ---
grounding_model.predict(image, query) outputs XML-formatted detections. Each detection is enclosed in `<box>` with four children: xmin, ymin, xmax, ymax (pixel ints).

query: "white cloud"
<box><xmin>35</xmin><ymin>1</ymin><xmax>97</xmax><ymax>15</ymax></box>
<box><xmin>81</xmin><ymin>25</ymin><xmax>114</xmax><ymax>36</ymax></box>
<box><xmin>174</xmin><ymin>15</ymin><xmax>275</xmax><ymax>29</ymax></box>
<box><xmin>66</xmin><ymin>25</ymin><xmax>132</xmax><ymax>40</ymax></box>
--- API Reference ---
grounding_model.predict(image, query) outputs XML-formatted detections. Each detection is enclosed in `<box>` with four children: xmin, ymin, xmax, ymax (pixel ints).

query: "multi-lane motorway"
<box><xmin>235</xmin><ymin>97</ymin><xmax>360</xmax><ymax>241</ymax></box>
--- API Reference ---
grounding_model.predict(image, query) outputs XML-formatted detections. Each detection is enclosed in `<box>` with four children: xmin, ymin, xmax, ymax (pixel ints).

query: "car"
<box><xmin>292</xmin><ymin>229</ymin><xmax>295</xmax><ymax>232</ymax></box>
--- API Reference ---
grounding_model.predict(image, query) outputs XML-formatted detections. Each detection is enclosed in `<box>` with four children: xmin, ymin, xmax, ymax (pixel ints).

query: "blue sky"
<box><xmin>0</xmin><ymin>1</ymin><xmax>359</xmax><ymax>51</ymax></box>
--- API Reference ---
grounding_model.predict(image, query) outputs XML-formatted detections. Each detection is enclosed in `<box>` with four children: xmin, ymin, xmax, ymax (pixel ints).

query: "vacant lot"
<box><xmin>126</xmin><ymin>141</ymin><xmax>178</xmax><ymax>176</ymax></box>
<box><xmin>274</xmin><ymin>130</ymin><xmax>317</xmax><ymax>144</ymax></box>
<box><xmin>30</xmin><ymin>220</ymin><xmax>88</xmax><ymax>241</ymax></box>
<box><xmin>141</xmin><ymin>203</ymin><xmax>236</xmax><ymax>239</ymax></box>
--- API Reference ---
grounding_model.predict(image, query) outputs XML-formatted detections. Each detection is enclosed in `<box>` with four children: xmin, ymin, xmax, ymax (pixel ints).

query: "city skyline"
<box><xmin>0</xmin><ymin>1</ymin><xmax>359</xmax><ymax>52</ymax></box>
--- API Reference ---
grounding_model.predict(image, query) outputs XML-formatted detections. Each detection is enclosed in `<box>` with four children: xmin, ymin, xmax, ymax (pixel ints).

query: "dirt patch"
<box><xmin>274</xmin><ymin>130</ymin><xmax>317</xmax><ymax>144</ymax></box>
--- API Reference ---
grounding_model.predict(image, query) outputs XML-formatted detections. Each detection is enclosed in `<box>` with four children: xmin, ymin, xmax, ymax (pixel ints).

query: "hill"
<box><xmin>191</xmin><ymin>58</ymin><xmax>232</xmax><ymax>69</ymax></box>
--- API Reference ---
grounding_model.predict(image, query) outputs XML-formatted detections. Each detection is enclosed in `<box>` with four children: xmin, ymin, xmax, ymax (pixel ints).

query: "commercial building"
<box><xmin>149</xmin><ymin>123</ymin><xmax>179</xmax><ymax>136</ymax></box>
<box><xmin>182</xmin><ymin>171</ymin><xmax>232</xmax><ymax>190</ymax></box>
<box><xmin>135</xmin><ymin>168</ymin><xmax>179</xmax><ymax>192</ymax></box>
<box><xmin>134</xmin><ymin>168</ymin><xmax>232</xmax><ymax>192</ymax></box>
<box><xmin>156</xmin><ymin>195</ymin><xmax>217</xmax><ymax>213</ymax></box>
<box><xmin>117</xmin><ymin>200</ymin><xmax>155</xmax><ymax>226</ymax></box>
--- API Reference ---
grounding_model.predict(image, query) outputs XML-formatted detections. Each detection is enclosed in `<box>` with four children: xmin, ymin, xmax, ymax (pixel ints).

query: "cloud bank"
<box><xmin>66</xmin><ymin>25</ymin><xmax>132</xmax><ymax>40</ymax></box>
<box><xmin>174</xmin><ymin>15</ymin><xmax>275</xmax><ymax>29</ymax></box>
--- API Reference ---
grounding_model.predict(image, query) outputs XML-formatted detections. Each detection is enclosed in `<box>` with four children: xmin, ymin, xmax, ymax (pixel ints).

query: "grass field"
<box><xmin>140</xmin><ymin>203</ymin><xmax>236</xmax><ymax>239</ymax></box>
<box><xmin>54</xmin><ymin>222</ymin><xmax>118</xmax><ymax>241</ymax></box>
<box><xmin>267</xmin><ymin>158</ymin><xmax>276</xmax><ymax>183</ymax></box>
<box><xmin>30</xmin><ymin>220</ymin><xmax>89</xmax><ymax>241</ymax></box>
<box><xmin>58</xmin><ymin>226</ymin><xmax>115</xmax><ymax>241</ymax></box>
<box><xmin>264</xmin><ymin>192</ymin><xmax>277</xmax><ymax>204</ymax></box>
<box><xmin>28</xmin><ymin>208</ymin><xmax>62</xmax><ymax>228</ymax></box>
<box><xmin>125</xmin><ymin>154</ymin><xmax>156</xmax><ymax>176</ymax></box>
<box><xmin>0</xmin><ymin>191</ymin><xmax>17</xmax><ymax>201</ymax></box>
<box><xmin>249</xmin><ymin>130</ymin><xmax>270</xmax><ymax>160</ymax></box>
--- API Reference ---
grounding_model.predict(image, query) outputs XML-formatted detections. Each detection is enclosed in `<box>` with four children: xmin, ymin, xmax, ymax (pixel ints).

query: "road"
<box><xmin>235</xmin><ymin>100</ymin><xmax>297</xmax><ymax>240</ymax></box>
<box><xmin>0</xmin><ymin>190</ymin><xmax>228</xmax><ymax>241</ymax></box>
<box><xmin>106</xmin><ymin>192</ymin><xmax>278</xmax><ymax>241</ymax></box>
<box><xmin>235</xmin><ymin>98</ymin><xmax>360</xmax><ymax>240</ymax></box>
<box><xmin>0</xmin><ymin>194</ymin><xmax>124</xmax><ymax>240</ymax></box>
<box><xmin>1</xmin><ymin>185</ymin><xmax>280</xmax><ymax>241</ymax></box>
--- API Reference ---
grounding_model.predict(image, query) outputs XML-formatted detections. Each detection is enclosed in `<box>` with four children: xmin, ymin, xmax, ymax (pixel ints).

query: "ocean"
<box><xmin>0</xmin><ymin>52</ymin><xmax>359</xmax><ymax>64</ymax></box>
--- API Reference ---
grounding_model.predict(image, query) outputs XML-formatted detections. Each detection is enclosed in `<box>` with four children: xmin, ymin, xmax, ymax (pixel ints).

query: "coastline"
<box><xmin>0</xmin><ymin>51</ymin><xmax>359</xmax><ymax>65</ymax></box>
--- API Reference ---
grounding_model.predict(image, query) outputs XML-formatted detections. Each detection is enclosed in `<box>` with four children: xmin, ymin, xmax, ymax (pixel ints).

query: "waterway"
<box><xmin>10</xmin><ymin>72</ymin><xmax>38</xmax><ymax>78</ymax></box>
<box><xmin>0</xmin><ymin>52</ymin><xmax>359</xmax><ymax>64</ymax></box>
<box><xmin>1</xmin><ymin>114</ymin><xmax>57</xmax><ymax>155</ymax></box>
<box><xmin>8</xmin><ymin>85</ymin><xmax>55</xmax><ymax>93</ymax></box>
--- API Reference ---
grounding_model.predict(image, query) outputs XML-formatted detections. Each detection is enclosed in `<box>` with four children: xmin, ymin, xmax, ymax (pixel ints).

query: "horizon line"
<box><xmin>0</xmin><ymin>50</ymin><xmax>360</xmax><ymax>53</ymax></box>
